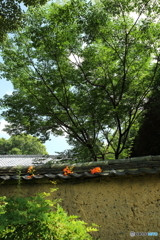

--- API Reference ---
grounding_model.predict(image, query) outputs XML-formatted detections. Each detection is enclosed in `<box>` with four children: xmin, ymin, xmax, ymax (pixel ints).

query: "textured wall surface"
<box><xmin>0</xmin><ymin>175</ymin><xmax>160</xmax><ymax>240</ymax></box>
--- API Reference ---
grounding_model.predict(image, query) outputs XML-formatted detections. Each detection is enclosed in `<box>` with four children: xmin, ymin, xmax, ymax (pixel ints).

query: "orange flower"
<box><xmin>27</xmin><ymin>166</ymin><xmax>35</xmax><ymax>175</ymax></box>
<box><xmin>27</xmin><ymin>166</ymin><xmax>33</xmax><ymax>173</ymax></box>
<box><xmin>63</xmin><ymin>166</ymin><xmax>74</xmax><ymax>176</ymax></box>
<box><xmin>27</xmin><ymin>175</ymin><xmax>33</xmax><ymax>179</ymax></box>
<box><xmin>90</xmin><ymin>167</ymin><xmax>102</xmax><ymax>174</ymax></box>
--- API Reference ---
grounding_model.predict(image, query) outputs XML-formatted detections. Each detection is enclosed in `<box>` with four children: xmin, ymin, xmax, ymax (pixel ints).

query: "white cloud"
<box><xmin>5</xmin><ymin>90</ymin><xmax>13</xmax><ymax>95</ymax></box>
<box><xmin>69</xmin><ymin>53</ymin><xmax>83</xmax><ymax>69</ymax></box>
<box><xmin>0</xmin><ymin>120</ymin><xmax>10</xmax><ymax>139</ymax></box>
<box><xmin>130</xmin><ymin>12</ymin><xmax>146</xmax><ymax>21</ymax></box>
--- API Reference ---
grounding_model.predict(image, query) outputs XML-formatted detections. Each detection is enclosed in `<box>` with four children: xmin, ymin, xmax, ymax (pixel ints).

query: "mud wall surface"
<box><xmin>0</xmin><ymin>175</ymin><xmax>159</xmax><ymax>240</ymax></box>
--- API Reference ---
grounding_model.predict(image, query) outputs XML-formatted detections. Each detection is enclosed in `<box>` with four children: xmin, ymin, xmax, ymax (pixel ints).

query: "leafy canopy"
<box><xmin>131</xmin><ymin>68</ymin><xmax>160</xmax><ymax>157</ymax></box>
<box><xmin>0</xmin><ymin>0</ymin><xmax>48</xmax><ymax>42</ymax></box>
<box><xmin>0</xmin><ymin>134</ymin><xmax>48</xmax><ymax>155</ymax></box>
<box><xmin>0</xmin><ymin>0</ymin><xmax>160</xmax><ymax>160</ymax></box>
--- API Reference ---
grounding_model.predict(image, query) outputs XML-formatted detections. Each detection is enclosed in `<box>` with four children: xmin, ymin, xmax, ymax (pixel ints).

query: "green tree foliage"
<box><xmin>0</xmin><ymin>0</ymin><xmax>48</xmax><ymax>42</ymax></box>
<box><xmin>0</xmin><ymin>134</ymin><xmax>48</xmax><ymax>155</ymax></box>
<box><xmin>0</xmin><ymin>0</ymin><xmax>160</xmax><ymax>160</ymax></box>
<box><xmin>131</xmin><ymin>68</ymin><xmax>160</xmax><ymax>157</ymax></box>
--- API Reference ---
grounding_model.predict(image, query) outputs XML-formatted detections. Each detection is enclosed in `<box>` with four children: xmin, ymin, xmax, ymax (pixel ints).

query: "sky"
<box><xmin>0</xmin><ymin>79</ymin><xmax>71</xmax><ymax>155</ymax></box>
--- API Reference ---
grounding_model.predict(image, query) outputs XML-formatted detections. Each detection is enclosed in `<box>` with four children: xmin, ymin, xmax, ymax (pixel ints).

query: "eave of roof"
<box><xmin>0</xmin><ymin>155</ymin><xmax>160</xmax><ymax>183</ymax></box>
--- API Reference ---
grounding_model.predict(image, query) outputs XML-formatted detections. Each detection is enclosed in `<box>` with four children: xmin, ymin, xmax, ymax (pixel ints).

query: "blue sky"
<box><xmin>0</xmin><ymin>79</ymin><xmax>71</xmax><ymax>154</ymax></box>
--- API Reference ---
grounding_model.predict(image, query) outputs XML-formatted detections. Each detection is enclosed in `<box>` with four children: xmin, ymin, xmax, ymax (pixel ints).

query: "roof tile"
<box><xmin>0</xmin><ymin>155</ymin><xmax>160</xmax><ymax>182</ymax></box>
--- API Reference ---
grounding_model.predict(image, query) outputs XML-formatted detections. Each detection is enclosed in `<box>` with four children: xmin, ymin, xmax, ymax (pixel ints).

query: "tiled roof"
<box><xmin>0</xmin><ymin>155</ymin><xmax>63</xmax><ymax>167</ymax></box>
<box><xmin>0</xmin><ymin>155</ymin><xmax>160</xmax><ymax>182</ymax></box>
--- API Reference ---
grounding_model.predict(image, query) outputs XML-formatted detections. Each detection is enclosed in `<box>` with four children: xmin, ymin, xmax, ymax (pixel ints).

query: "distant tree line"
<box><xmin>0</xmin><ymin>134</ymin><xmax>48</xmax><ymax>155</ymax></box>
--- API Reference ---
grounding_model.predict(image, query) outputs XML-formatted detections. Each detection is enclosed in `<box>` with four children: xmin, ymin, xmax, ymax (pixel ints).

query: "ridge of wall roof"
<box><xmin>0</xmin><ymin>155</ymin><xmax>159</xmax><ymax>182</ymax></box>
